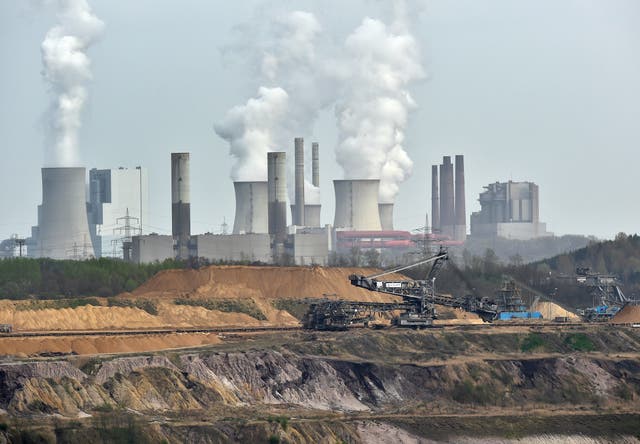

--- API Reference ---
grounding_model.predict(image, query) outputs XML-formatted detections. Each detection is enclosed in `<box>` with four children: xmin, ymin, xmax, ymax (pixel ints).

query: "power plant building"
<box><xmin>470</xmin><ymin>181</ymin><xmax>550</xmax><ymax>240</ymax></box>
<box><xmin>31</xmin><ymin>167</ymin><xmax>95</xmax><ymax>260</ymax></box>
<box><xmin>88</xmin><ymin>167</ymin><xmax>149</xmax><ymax>258</ymax></box>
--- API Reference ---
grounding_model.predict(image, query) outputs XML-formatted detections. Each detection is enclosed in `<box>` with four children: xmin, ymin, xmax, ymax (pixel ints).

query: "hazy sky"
<box><xmin>1</xmin><ymin>0</ymin><xmax>639</xmax><ymax>241</ymax></box>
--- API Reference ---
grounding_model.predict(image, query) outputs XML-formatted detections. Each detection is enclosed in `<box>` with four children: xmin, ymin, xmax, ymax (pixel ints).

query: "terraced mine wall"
<box><xmin>0</xmin><ymin>328</ymin><xmax>638</xmax><ymax>442</ymax></box>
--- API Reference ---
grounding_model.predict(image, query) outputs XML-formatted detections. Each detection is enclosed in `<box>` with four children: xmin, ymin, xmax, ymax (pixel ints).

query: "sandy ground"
<box><xmin>0</xmin><ymin>332</ymin><xmax>221</xmax><ymax>356</ymax></box>
<box><xmin>531</xmin><ymin>301</ymin><xmax>579</xmax><ymax>320</ymax></box>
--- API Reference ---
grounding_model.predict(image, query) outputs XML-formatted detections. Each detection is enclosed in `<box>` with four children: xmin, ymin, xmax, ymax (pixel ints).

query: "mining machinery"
<box><xmin>347</xmin><ymin>247</ymin><xmax>501</xmax><ymax>325</ymax></box>
<box><xmin>575</xmin><ymin>267</ymin><xmax>630</xmax><ymax>321</ymax></box>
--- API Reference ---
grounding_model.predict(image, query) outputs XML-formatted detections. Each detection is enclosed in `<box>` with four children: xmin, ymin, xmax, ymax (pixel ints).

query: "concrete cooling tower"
<box><xmin>378</xmin><ymin>203</ymin><xmax>394</xmax><ymax>231</ymax></box>
<box><xmin>36</xmin><ymin>167</ymin><xmax>95</xmax><ymax>259</ymax></box>
<box><xmin>333</xmin><ymin>179</ymin><xmax>382</xmax><ymax>231</ymax></box>
<box><xmin>232</xmin><ymin>181</ymin><xmax>268</xmax><ymax>234</ymax></box>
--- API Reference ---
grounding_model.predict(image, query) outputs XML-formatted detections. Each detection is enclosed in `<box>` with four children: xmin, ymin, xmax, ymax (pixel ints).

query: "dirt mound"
<box><xmin>133</xmin><ymin>265</ymin><xmax>404</xmax><ymax>302</ymax></box>
<box><xmin>611</xmin><ymin>304</ymin><xmax>640</xmax><ymax>324</ymax></box>
<box><xmin>531</xmin><ymin>301</ymin><xmax>579</xmax><ymax>320</ymax></box>
<box><xmin>0</xmin><ymin>333</ymin><xmax>221</xmax><ymax>357</ymax></box>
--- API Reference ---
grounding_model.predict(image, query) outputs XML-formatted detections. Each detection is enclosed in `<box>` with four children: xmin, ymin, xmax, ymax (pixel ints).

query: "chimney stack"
<box><xmin>431</xmin><ymin>164</ymin><xmax>440</xmax><ymax>232</ymax></box>
<box><xmin>311</xmin><ymin>142</ymin><xmax>319</xmax><ymax>187</ymax></box>
<box><xmin>454</xmin><ymin>154</ymin><xmax>467</xmax><ymax>241</ymax></box>
<box><xmin>171</xmin><ymin>153</ymin><xmax>190</xmax><ymax>260</ymax></box>
<box><xmin>439</xmin><ymin>156</ymin><xmax>455</xmax><ymax>239</ymax></box>
<box><xmin>293</xmin><ymin>137</ymin><xmax>305</xmax><ymax>226</ymax></box>
<box><xmin>267</xmin><ymin>152</ymin><xmax>287</xmax><ymax>240</ymax></box>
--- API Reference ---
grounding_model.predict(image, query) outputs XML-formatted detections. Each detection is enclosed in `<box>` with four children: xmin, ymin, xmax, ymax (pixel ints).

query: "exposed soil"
<box><xmin>612</xmin><ymin>304</ymin><xmax>640</xmax><ymax>324</ymax></box>
<box><xmin>0</xmin><ymin>332</ymin><xmax>221</xmax><ymax>356</ymax></box>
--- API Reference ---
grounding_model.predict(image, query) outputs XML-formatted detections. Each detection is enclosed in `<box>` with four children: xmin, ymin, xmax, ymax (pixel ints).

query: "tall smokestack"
<box><xmin>333</xmin><ymin>179</ymin><xmax>382</xmax><ymax>231</ymax></box>
<box><xmin>454</xmin><ymin>154</ymin><xmax>467</xmax><ymax>241</ymax></box>
<box><xmin>232</xmin><ymin>181</ymin><xmax>268</xmax><ymax>234</ymax></box>
<box><xmin>171</xmin><ymin>153</ymin><xmax>191</xmax><ymax>260</ymax></box>
<box><xmin>268</xmin><ymin>152</ymin><xmax>287</xmax><ymax>240</ymax></box>
<box><xmin>36</xmin><ymin>167</ymin><xmax>95</xmax><ymax>259</ymax></box>
<box><xmin>378</xmin><ymin>203</ymin><xmax>394</xmax><ymax>230</ymax></box>
<box><xmin>312</xmin><ymin>142</ymin><xmax>319</xmax><ymax>187</ymax></box>
<box><xmin>431</xmin><ymin>165</ymin><xmax>440</xmax><ymax>232</ymax></box>
<box><xmin>439</xmin><ymin>156</ymin><xmax>454</xmax><ymax>239</ymax></box>
<box><xmin>294</xmin><ymin>137</ymin><xmax>305</xmax><ymax>226</ymax></box>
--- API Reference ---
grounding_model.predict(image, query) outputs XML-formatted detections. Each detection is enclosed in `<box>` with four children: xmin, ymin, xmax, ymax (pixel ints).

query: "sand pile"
<box><xmin>531</xmin><ymin>301</ymin><xmax>579</xmax><ymax>320</ymax></box>
<box><xmin>133</xmin><ymin>265</ymin><xmax>404</xmax><ymax>302</ymax></box>
<box><xmin>0</xmin><ymin>332</ymin><xmax>221</xmax><ymax>356</ymax></box>
<box><xmin>611</xmin><ymin>303</ymin><xmax>640</xmax><ymax>324</ymax></box>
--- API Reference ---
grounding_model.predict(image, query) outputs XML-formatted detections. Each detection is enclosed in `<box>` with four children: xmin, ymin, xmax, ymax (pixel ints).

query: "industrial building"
<box><xmin>88</xmin><ymin>167</ymin><xmax>149</xmax><ymax>258</ymax></box>
<box><xmin>29</xmin><ymin>167</ymin><xmax>96</xmax><ymax>260</ymax></box>
<box><xmin>470</xmin><ymin>181</ymin><xmax>551</xmax><ymax>240</ymax></box>
<box><xmin>431</xmin><ymin>155</ymin><xmax>467</xmax><ymax>242</ymax></box>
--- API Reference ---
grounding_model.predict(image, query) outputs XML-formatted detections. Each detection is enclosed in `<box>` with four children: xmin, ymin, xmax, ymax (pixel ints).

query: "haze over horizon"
<box><xmin>1</xmin><ymin>0</ymin><xmax>639</xmax><ymax>241</ymax></box>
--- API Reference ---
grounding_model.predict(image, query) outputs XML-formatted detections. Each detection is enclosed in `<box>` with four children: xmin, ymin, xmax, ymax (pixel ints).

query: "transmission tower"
<box><xmin>114</xmin><ymin>208</ymin><xmax>140</xmax><ymax>260</ymax></box>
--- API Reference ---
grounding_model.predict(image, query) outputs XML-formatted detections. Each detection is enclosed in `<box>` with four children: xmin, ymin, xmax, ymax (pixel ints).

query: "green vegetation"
<box><xmin>520</xmin><ymin>333</ymin><xmax>546</xmax><ymax>352</ymax></box>
<box><xmin>268</xmin><ymin>435</ymin><xmax>281</xmax><ymax>444</ymax></box>
<box><xmin>267</xmin><ymin>415</ymin><xmax>289</xmax><ymax>431</ymax></box>
<box><xmin>0</xmin><ymin>257</ymin><xmax>186</xmax><ymax>300</ymax></box>
<box><xmin>452</xmin><ymin>379</ymin><xmax>497</xmax><ymax>405</ymax></box>
<box><xmin>565</xmin><ymin>333</ymin><xmax>595</xmax><ymax>352</ymax></box>
<box><xmin>15</xmin><ymin>297</ymin><xmax>101</xmax><ymax>311</ymax></box>
<box><xmin>271</xmin><ymin>299</ymin><xmax>310</xmax><ymax>320</ymax></box>
<box><xmin>107</xmin><ymin>298</ymin><xmax>158</xmax><ymax>315</ymax></box>
<box><xmin>174</xmin><ymin>298</ymin><xmax>267</xmax><ymax>320</ymax></box>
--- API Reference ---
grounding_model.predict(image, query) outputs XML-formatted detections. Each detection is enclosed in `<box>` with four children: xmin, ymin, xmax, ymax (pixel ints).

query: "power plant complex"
<box><xmin>10</xmin><ymin>143</ymin><xmax>553</xmax><ymax>263</ymax></box>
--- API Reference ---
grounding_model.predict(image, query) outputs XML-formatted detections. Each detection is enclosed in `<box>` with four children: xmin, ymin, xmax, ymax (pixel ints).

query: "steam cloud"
<box><xmin>41</xmin><ymin>0</ymin><xmax>104</xmax><ymax>167</ymax></box>
<box><xmin>215</xmin><ymin>10</ymin><xmax>334</xmax><ymax>203</ymax></box>
<box><xmin>336</xmin><ymin>5</ymin><xmax>424</xmax><ymax>203</ymax></box>
<box><xmin>216</xmin><ymin>2</ymin><xmax>423</xmax><ymax>203</ymax></box>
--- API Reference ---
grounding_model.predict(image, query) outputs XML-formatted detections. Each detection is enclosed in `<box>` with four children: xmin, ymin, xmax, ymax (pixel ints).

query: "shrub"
<box><xmin>564</xmin><ymin>333</ymin><xmax>595</xmax><ymax>352</ymax></box>
<box><xmin>520</xmin><ymin>333</ymin><xmax>545</xmax><ymax>352</ymax></box>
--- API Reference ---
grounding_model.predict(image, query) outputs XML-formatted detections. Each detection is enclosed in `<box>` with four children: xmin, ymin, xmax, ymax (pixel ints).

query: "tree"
<box><xmin>364</xmin><ymin>249</ymin><xmax>381</xmax><ymax>268</ymax></box>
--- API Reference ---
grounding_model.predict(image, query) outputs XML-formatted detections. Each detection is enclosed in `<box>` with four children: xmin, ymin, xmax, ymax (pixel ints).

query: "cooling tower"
<box><xmin>232</xmin><ymin>181</ymin><xmax>269</xmax><ymax>234</ymax></box>
<box><xmin>431</xmin><ymin>165</ymin><xmax>440</xmax><ymax>232</ymax></box>
<box><xmin>268</xmin><ymin>152</ymin><xmax>287</xmax><ymax>240</ymax></box>
<box><xmin>439</xmin><ymin>156</ymin><xmax>455</xmax><ymax>238</ymax></box>
<box><xmin>294</xmin><ymin>138</ymin><xmax>305</xmax><ymax>226</ymax></box>
<box><xmin>304</xmin><ymin>205</ymin><xmax>321</xmax><ymax>227</ymax></box>
<box><xmin>378</xmin><ymin>203</ymin><xmax>394</xmax><ymax>231</ymax></box>
<box><xmin>290</xmin><ymin>204</ymin><xmax>322</xmax><ymax>227</ymax></box>
<box><xmin>333</xmin><ymin>179</ymin><xmax>382</xmax><ymax>231</ymax></box>
<box><xmin>312</xmin><ymin>142</ymin><xmax>319</xmax><ymax>187</ymax></box>
<box><xmin>454</xmin><ymin>154</ymin><xmax>467</xmax><ymax>241</ymax></box>
<box><xmin>36</xmin><ymin>167</ymin><xmax>95</xmax><ymax>260</ymax></box>
<box><xmin>171</xmin><ymin>153</ymin><xmax>191</xmax><ymax>260</ymax></box>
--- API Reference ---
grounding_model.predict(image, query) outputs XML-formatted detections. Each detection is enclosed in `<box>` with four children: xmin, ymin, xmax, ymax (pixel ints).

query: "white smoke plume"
<box><xmin>215</xmin><ymin>10</ymin><xmax>333</xmax><ymax>201</ymax></box>
<box><xmin>214</xmin><ymin>87</ymin><xmax>289</xmax><ymax>181</ymax></box>
<box><xmin>41</xmin><ymin>0</ymin><xmax>104</xmax><ymax>167</ymax></box>
<box><xmin>335</xmin><ymin>3</ymin><xmax>424</xmax><ymax>203</ymax></box>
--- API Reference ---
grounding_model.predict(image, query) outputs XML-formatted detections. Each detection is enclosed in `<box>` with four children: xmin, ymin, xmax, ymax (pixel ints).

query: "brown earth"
<box><xmin>611</xmin><ymin>303</ymin><xmax>640</xmax><ymax>323</ymax></box>
<box><xmin>0</xmin><ymin>266</ymin><xmax>573</xmax><ymax>333</ymax></box>
<box><xmin>132</xmin><ymin>265</ymin><xmax>407</xmax><ymax>302</ymax></box>
<box><xmin>0</xmin><ymin>332</ymin><xmax>221</xmax><ymax>356</ymax></box>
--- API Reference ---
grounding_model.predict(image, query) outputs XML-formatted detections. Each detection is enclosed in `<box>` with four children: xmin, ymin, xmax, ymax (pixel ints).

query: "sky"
<box><xmin>0</xmin><ymin>0</ymin><xmax>639</xmax><ymax>241</ymax></box>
